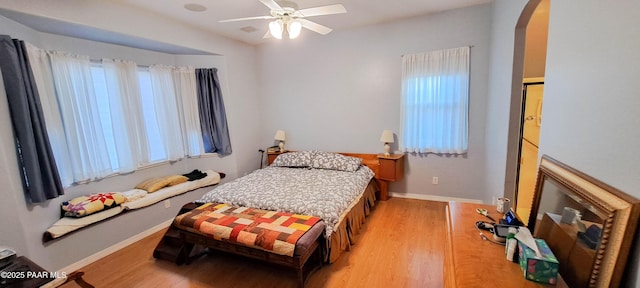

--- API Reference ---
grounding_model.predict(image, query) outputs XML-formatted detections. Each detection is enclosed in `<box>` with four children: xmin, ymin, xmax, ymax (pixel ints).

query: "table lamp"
<box><xmin>274</xmin><ymin>130</ymin><xmax>286</xmax><ymax>152</ymax></box>
<box><xmin>380</xmin><ymin>130</ymin><xmax>394</xmax><ymax>156</ymax></box>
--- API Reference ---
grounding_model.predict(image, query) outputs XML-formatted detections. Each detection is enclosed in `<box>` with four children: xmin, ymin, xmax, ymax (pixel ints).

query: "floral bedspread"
<box><xmin>198</xmin><ymin>166</ymin><xmax>374</xmax><ymax>238</ymax></box>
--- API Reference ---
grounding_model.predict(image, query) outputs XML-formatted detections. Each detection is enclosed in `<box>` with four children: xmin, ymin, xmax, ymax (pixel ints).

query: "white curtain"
<box><xmin>173</xmin><ymin>66</ymin><xmax>205</xmax><ymax>157</ymax></box>
<box><xmin>102</xmin><ymin>59</ymin><xmax>149</xmax><ymax>171</ymax></box>
<box><xmin>399</xmin><ymin>46</ymin><xmax>469</xmax><ymax>154</ymax></box>
<box><xmin>48</xmin><ymin>51</ymin><xmax>114</xmax><ymax>181</ymax></box>
<box><xmin>26</xmin><ymin>44</ymin><xmax>74</xmax><ymax>187</ymax></box>
<box><xmin>25</xmin><ymin>44</ymin><xmax>212</xmax><ymax>186</ymax></box>
<box><xmin>149</xmin><ymin>65</ymin><xmax>185</xmax><ymax>161</ymax></box>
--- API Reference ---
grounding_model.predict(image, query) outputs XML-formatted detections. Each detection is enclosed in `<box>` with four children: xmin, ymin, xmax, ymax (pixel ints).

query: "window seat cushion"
<box><xmin>46</xmin><ymin>206</ymin><xmax>125</xmax><ymax>239</ymax></box>
<box><xmin>122</xmin><ymin>171</ymin><xmax>220</xmax><ymax>210</ymax></box>
<box><xmin>43</xmin><ymin>170</ymin><xmax>222</xmax><ymax>242</ymax></box>
<box><xmin>135</xmin><ymin>177</ymin><xmax>171</xmax><ymax>193</ymax></box>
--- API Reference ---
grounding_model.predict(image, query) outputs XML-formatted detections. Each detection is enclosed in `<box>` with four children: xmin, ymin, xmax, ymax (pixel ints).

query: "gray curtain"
<box><xmin>195</xmin><ymin>68</ymin><xmax>232</xmax><ymax>155</ymax></box>
<box><xmin>0</xmin><ymin>35</ymin><xmax>64</xmax><ymax>203</ymax></box>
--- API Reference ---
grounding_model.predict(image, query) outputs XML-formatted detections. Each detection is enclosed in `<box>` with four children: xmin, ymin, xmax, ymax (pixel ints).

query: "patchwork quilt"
<box><xmin>174</xmin><ymin>202</ymin><xmax>322</xmax><ymax>256</ymax></box>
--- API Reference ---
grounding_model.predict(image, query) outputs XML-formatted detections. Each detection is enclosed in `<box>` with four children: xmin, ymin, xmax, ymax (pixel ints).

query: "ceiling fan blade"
<box><xmin>219</xmin><ymin>15</ymin><xmax>275</xmax><ymax>22</ymax></box>
<box><xmin>299</xmin><ymin>19</ymin><xmax>332</xmax><ymax>35</ymax></box>
<box><xmin>298</xmin><ymin>4</ymin><xmax>347</xmax><ymax>17</ymax></box>
<box><xmin>259</xmin><ymin>0</ymin><xmax>283</xmax><ymax>11</ymax></box>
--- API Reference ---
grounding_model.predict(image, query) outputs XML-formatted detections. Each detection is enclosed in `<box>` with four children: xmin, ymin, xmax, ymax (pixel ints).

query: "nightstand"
<box><xmin>376</xmin><ymin>154</ymin><xmax>405</xmax><ymax>201</ymax></box>
<box><xmin>267</xmin><ymin>151</ymin><xmax>284</xmax><ymax>165</ymax></box>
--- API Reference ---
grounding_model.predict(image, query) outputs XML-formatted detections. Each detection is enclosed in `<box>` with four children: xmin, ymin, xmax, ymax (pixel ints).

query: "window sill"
<box><xmin>64</xmin><ymin>154</ymin><xmax>219</xmax><ymax>188</ymax></box>
<box><xmin>188</xmin><ymin>153</ymin><xmax>220</xmax><ymax>159</ymax></box>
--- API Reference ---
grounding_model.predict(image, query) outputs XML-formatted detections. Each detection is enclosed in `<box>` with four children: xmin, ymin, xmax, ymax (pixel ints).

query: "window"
<box><xmin>399</xmin><ymin>46</ymin><xmax>469</xmax><ymax>154</ymax></box>
<box><xmin>89</xmin><ymin>65</ymin><xmax>170</xmax><ymax>165</ymax></box>
<box><xmin>137</xmin><ymin>68</ymin><xmax>168</xmax><ymax>162</ymax></box>
<box><xmin>90</xmin><ymin>64</ymin><xmax>118</xmax><ymax>171</ymax></box>
<box><xmin>27</xmin><ymin>46</ymin><xmax>208</xmax><ymax>187</ymax></box>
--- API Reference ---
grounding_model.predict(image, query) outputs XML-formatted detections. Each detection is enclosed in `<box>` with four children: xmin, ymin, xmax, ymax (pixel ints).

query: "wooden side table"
<box><xmin>267</xmin><ymin>151</ymin><xmax>284</xmax><ymax>165</ymax></box>
<box><xmin>376</xmin><ymin>154</ymin><xmax>405</xmax><ymax>201</ymax></box>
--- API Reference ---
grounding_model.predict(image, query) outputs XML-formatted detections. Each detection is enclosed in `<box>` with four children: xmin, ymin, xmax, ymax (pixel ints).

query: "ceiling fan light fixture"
<box><xmin>269</xmin><ymin>20</ymin><xmax>284</xmax><ymax>39</ymax></box>
<box><xmin>287</xmin><ymin>20</ymin><xmax>302</xmax><ymax>39</ymax></box>
<box><xmin>219</xmin><ymin>1</ymin><xmax>347</xmax><ymax>41</ymax></box>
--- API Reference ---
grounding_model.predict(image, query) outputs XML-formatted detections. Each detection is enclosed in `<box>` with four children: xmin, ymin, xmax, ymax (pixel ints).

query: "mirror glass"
<box><xmin>531</xmin><ymin>177</ymin><xmax>604</xmax><ymax>287</ymax></box>
<box><xmin>527</xmin><ymin>155</ymin><xmax>640</xmax><ymax>288</ymax></box>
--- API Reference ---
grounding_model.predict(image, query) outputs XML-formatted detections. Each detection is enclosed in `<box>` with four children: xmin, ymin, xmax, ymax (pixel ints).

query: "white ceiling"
<box><xmin>0</xmin><ymin>0</ymin><xmax>493</xmax><ymax>48</ymax></box>
<box><xmin>108</xmin><ymin>0</ymin><xmax>493</xmax><ymax>45</ymax></box>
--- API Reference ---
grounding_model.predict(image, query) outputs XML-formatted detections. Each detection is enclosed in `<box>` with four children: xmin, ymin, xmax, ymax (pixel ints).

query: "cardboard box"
<box><xmin>518</xmin><ymin>238</ymin><xmax>559</xmax><ymax>285</ymax></box>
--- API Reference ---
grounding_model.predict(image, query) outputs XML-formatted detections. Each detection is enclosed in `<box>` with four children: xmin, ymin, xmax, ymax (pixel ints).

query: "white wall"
<box><xmin>258</xmin><ymin>4</ymin><xmax>493</xmax><ymax>201</ymax></box>
<box><xmin>540</xmin><ymin>1</ymin><xmax>640</xmax><ymax>286</ymax></box>
<box><xmin>0</xmin><ymin>6</ymin><xmax>261</xmax><ymax>270</ymax></box>
<box><xmin>484</xmin><ymin>0</ymin><xmax>529</xmax><ymax>204</ymax></box>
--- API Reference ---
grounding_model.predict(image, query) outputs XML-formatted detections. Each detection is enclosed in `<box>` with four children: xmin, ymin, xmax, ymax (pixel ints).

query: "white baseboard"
<box><xmin>388</xmin><ymin>192</ymin><xmax>484</xmax><ymax>204</ymax></box>
<box><xmin>60</xmin><ymin>218</ymin><xmax>173</xmax><ymax>273</ymax></box>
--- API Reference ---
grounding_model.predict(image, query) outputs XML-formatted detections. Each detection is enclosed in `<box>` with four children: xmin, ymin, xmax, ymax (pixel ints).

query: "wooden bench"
<box><xmin>153</xmin><ymin>203</ymin><xmax>324</xmax><ymax>288</ymax></box>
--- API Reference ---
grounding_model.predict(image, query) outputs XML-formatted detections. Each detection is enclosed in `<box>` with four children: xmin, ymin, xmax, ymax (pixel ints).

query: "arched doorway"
<box><xmin>504</xmin><ymin>0</ymin><xmax>549</xmax><ymax>224</ymax></box>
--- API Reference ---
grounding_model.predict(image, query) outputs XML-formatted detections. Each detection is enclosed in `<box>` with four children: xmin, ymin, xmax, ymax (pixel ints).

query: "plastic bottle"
<box><xmin>505</xmin><ymin>227</ymin><xmax>518</xmax><ymax>262</ymax></box>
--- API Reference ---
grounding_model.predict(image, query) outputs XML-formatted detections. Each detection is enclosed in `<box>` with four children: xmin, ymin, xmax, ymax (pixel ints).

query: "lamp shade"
<box><xmin>287</xmin><ymin>20</ymin><xmax>302</xmax><ymax>39</ymax></box>
<box><xmin>380</xmin><ymin>130</ymin><xmax>394</xmax><ymax>143</ymax></box>
<box><xmin>269</xmin><ymin>20</ymin><xmax>283</xmax><ymax>39</ymax></box>
<box><xmin>274</xmin><ymin>130</ymin><xmax>286</xmax><ymax>141</ymax></box>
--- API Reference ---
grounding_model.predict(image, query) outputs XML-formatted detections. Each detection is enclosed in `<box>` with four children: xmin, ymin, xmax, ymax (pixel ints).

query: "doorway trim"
<box><xmin>503</xmin><ymin>0</ymin><xmax>542</xmax><ymax>202</ymax></box>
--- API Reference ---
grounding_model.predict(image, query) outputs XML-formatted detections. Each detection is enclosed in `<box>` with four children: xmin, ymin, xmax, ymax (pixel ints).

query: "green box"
<box><xmin>518</xmin><ymin>238</ymin><xmax>559</xmax><ymax>285</ymax></box>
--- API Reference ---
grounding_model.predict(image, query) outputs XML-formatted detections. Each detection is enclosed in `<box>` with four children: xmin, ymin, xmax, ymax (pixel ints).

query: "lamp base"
<box><xmin>384</xmin><ymin>143</ymin><xmax>391</xmax><ymax>156</ymax></box>
<box><xmin>279</xmin><ymin>141</ymin><xmax>285</xmax><ymax>153</ymax></box>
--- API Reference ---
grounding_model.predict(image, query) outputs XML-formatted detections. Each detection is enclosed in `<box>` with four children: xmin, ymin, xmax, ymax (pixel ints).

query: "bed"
<box><xmin>154</xmin><ymin>151</ymin><xmax>382</xmax><ymax>287</ymax></box>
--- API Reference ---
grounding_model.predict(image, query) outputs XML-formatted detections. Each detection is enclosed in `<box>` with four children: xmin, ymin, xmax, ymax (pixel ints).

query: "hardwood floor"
<box><xmin>60</xmin><ymin>198</ymin><xmax>447</xmax><ymax>288</ymax></box>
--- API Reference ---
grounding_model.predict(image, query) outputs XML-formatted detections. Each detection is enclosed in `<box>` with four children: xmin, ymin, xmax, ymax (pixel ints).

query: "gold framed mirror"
<box><xmin>528</xmin><ymin>155</ymin><xmax>640</xmax><ymax>287</ymax></box>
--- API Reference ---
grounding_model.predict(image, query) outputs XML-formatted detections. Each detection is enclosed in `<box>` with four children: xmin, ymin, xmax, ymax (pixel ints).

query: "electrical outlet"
<box><xmin>432</xmin><ymin>177</ymin><xmax>439</xmax><ymax>185</ymax></box>
<box><xmin>164</xmin><ymin>199</ymin><xmax>171</xmax><ymax>208</ymax></box>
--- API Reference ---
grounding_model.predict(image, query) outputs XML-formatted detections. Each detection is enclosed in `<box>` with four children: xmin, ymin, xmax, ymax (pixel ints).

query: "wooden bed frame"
<box><xmin>153</xmin><ymin>153</ymin><xmax>384</xmax><ymax>288</ymax></box>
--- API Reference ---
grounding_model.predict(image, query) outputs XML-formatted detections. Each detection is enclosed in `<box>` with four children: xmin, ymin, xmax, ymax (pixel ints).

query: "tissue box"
<box><xmin>518</xmin><ymin>238</ymin><xmax>559</xmax><ymax>285</ymax></box>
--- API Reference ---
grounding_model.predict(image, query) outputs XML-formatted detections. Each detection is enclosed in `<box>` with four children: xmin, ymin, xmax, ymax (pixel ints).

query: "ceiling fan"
<box><xmin>219</xmin><ymin>0</ymin><xmax>347</xmax><ymax>39</ymax></box>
